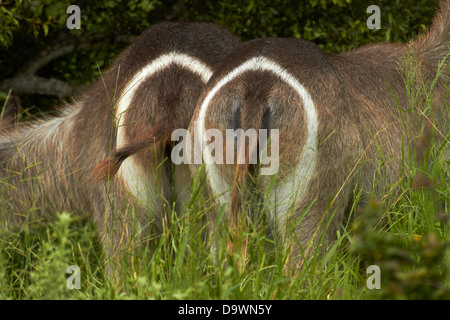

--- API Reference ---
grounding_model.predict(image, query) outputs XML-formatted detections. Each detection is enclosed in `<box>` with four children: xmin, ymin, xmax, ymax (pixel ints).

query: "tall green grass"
<box><xmin>0</xmin><ymin>58</ymin><xmax>449</xmax><ymax>300</ymax></box>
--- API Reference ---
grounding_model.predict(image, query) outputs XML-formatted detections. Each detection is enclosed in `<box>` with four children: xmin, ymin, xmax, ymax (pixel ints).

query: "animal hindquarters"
<box><xmin>190</xmin><ymin>42</ymin><xmax>361</xmax><ymax>269</ymax></box>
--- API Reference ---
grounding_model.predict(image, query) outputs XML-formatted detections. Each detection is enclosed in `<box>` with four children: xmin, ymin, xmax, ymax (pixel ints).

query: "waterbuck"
<box><xmin>0</xmin><ymin>22</ymin><xmax>241</xmax><ymax>273</ymax></box>
<box><xmin>188</xmin><ymin>1</ymin><xmax>450</xmax><ymax>270</ymax></box>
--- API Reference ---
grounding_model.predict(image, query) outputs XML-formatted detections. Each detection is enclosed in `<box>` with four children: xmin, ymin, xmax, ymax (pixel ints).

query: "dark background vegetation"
<box><xmin>0</xmin><ymin>0</ymin><xmax>439</xmax><ymax>115</ymax></box>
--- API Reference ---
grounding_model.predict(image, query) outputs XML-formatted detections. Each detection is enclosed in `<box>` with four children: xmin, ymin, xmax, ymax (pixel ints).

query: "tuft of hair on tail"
<box><xmin>229</xmin><ymin>95</ymin><xmax>268</xmax><ymax>227</ymax></box>
<box><xmin>91</xmin><ymin>122</ymin><xmax>167</xmax><ymax>182</ymax></box>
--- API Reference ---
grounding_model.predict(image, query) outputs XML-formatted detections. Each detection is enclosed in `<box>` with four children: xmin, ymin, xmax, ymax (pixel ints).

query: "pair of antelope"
<box><xmin>1</xmin><ymin>2</ymin><xmax>449</xmax><ymax>274</ymax></box>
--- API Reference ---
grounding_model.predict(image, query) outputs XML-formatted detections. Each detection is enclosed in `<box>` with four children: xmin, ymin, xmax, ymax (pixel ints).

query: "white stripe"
<box><xmin>196</xmin><ymin>56</ymin><xmax>318</xmax><ymax>219</ymax></box>
<box><xmin>115</xmin><ymin>52</ymin><xmax>213</xmax><ymax>203</ymax></box>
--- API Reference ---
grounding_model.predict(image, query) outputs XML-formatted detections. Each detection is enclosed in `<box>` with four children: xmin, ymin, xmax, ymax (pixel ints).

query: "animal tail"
<box><xmin>92</xmin><ymin>121</ymin><xmax>167</xmax><ymax>182</ymax></box>
<box><xmin>229</xmin><ymin>94</ymin><xmax>268</xmax><ymax>225</ymax></box>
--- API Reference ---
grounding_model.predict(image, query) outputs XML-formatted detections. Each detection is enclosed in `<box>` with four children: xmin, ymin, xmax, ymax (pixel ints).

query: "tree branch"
<box><xmin>0</xmin><ymin>76</ymin><xmax>84</xmax><ymax>98</ymax></box>
<box><xmin>1</xmin><ymin>32</ymin><xmax>136</xmax><ymax>98</ymax></box>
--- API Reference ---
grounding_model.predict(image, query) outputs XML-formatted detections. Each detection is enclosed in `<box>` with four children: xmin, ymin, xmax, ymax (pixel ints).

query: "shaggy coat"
<box><xmin>188</xmin><ymin>1</ymin><xmax>450</xmax><ymax>268</ymax></box>
<box><xmin>0</xmin><ymin>22</ymin><xmax>241</xmax><ymax>266</ymax></box>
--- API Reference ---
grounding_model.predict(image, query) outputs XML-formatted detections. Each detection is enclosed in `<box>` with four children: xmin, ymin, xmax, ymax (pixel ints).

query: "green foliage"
<box><xmin>0</xmin><ymin>0</ymin><xmax>160</xmax><ymax>48</ymax></box>
<box><xmin>171</xmin><ymin>0</ymin><xmax>436</xmax><ymax>52</ymax></box>
<box><xmin>350</xmin><ymin>202</ymin><xmax>450</xmax><ymax>299</ymax></box>
<box><xmin>0</xmin><ymin>0</ymin><xmax>55</xmax><ymax>48</ymax></box>
<box><xmin>27</xmin><ymin>213</ymin><xmax>77</xmax><ymax>299</ymax></box>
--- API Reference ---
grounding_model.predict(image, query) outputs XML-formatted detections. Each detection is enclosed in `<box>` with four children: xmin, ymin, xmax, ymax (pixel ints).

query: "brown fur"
<box><xmin>91</xmin><ymin>120</ymin><xmax>167</xmax><ymax>182</ymax></box>
<box><xmin>189</xmin><ymin>1</ymin><xmax>450</xmax><ymax>272</ymax></box>
<box><xmin>0</xmin><ymin>22</ymin><xmax>241</xmax><ymax>275</ymax></box>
